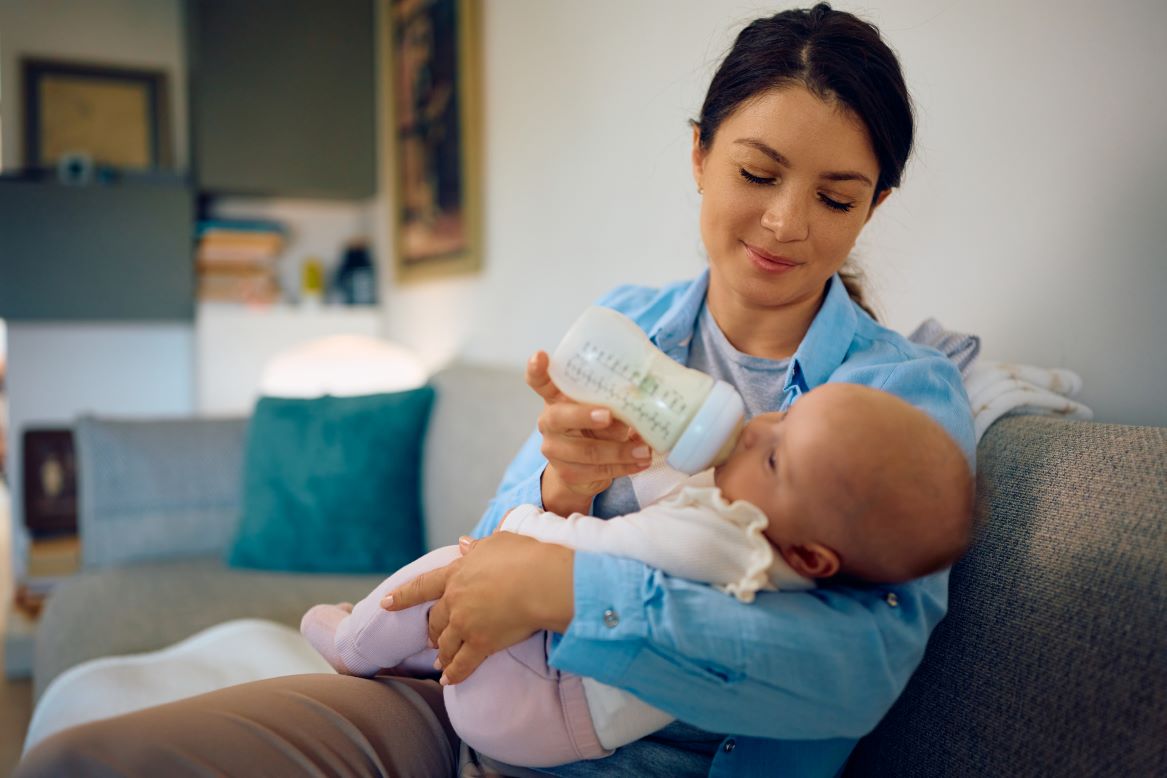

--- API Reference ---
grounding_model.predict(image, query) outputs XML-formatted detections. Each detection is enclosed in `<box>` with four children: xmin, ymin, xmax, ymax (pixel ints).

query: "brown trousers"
<box><xmin>15</xmin><ymin>674</ymin><xmax>468</xmax><ymax>778</ymax></box>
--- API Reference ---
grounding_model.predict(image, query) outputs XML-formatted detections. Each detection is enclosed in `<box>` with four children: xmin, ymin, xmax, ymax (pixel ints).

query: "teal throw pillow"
<box><xmin>228</xmin><ymin>387</ymin><xmax>435</xmax><ymax>573</ymax></box>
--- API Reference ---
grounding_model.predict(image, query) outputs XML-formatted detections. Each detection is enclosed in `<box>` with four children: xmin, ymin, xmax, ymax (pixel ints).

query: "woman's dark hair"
<box><xmin>695</xmin><ymin>3</ymin><xmax>913</xmax><ymax>318</ymax></box>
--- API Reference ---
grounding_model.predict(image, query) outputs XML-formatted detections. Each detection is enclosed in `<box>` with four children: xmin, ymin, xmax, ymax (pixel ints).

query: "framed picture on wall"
<box><xmin>22</xmin><ymin>58</ymin><xmax>173</xmax><ymax>171</ymax></box>
<box><xmin>384</xmin><ymin>0</ymin><xmax>482</xmax><ymax>283</ymax></box>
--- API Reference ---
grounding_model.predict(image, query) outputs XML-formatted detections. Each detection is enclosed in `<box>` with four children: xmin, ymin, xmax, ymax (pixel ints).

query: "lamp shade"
<box><xmin>260</xmin><ymin>335</ymin><xmax>426</xmax><ymax>398</ymax></box>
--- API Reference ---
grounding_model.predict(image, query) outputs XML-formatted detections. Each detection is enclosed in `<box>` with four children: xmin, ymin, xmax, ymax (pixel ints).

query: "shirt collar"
<box><xmin>647</xmin><ymin>269</ymin><xmax>710</xmax><ymax>359</ymax></box>
<box><xmin>646</xmin><ymin>269</ymin><xmax>857</xmax><ymax>399</ymax></box>
<box><xmin>785</xmin><ymin>274</ymin><xmax>858</xmax><ymax>394</ymax></box>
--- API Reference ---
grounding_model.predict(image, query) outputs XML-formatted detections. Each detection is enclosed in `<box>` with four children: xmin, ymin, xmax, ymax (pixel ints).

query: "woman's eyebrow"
<box><xmin>733</xmin><ymin>138</ymin><xmax>873</xmax><ymax>186</ymax></box>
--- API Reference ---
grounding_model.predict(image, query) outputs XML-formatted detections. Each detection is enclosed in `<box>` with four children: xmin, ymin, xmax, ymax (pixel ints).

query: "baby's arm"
<box><xmin>501</xmin><ymin>502</ymin><xmax>750</xmax><ymax>587</ymax></box>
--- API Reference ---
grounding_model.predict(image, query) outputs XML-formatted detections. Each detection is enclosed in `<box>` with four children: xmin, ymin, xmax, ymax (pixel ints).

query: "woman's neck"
<box><xmin>705</xmin><ymin>283</ymin><xmax>825</xmax><ymax>360</ymax></box>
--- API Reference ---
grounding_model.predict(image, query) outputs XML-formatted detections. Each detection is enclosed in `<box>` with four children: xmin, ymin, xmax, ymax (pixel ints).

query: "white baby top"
<box><xmin>501</xmin><ymin>468</ymin><xmax>813</xmax><ymax>604</ymax></box>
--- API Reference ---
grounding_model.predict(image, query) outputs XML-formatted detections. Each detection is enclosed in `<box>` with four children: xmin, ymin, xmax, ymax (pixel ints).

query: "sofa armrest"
<box><xmin>74</xmin><ymin>415</ymin><xmax>249</xmax><ymax>568</ymax></box>
<box><xmin>845</xmin><ymin>416</ymin><xmax>1167</xmax><ymax>776</ymax></box>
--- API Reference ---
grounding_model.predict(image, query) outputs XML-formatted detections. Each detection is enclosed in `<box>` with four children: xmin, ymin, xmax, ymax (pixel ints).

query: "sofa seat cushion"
<box><xmin>33</xmin><ymin>557</ymin><xmax>384</xmax><ymax>700</ymax></box>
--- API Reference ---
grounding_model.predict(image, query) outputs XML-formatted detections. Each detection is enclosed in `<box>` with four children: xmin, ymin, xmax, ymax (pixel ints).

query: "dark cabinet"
<box><xmin>0</xmin><ymin>180</ymin><xmax>194</xmax><ymax>321</ymax></box>
<box><xmin>188</xmin><ymin>0</ymin><xmax>376</xmax><ymax>199</ymax></box>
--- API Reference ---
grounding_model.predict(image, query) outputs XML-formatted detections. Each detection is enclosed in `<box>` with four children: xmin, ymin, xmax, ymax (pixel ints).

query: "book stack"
<box><xmin>17</xmin><ymin>533</ymin><xmax>81</xmax><ymax>617</ymax></box>
<box><xmin>196</xmin><ymin>219</ymin><xmax>287</xmax><ymax>304</ymax></box>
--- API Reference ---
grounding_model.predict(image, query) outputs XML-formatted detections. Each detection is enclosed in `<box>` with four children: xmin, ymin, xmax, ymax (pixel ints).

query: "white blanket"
<box><xmin>24</xmin><ymin>618</ymin><xmax>334</xmax><ymax>754</ymax></box>
<box><xmin>965</xmin><ymin>360</ymin><xmax>1092</xmax><ymax>442</ymax></box>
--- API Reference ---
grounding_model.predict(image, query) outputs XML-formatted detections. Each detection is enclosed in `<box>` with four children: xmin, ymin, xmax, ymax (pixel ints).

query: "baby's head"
<box><xmin>714</xmin><ymin>383</ymin><xmax>973</xmax><ymax>584</ymax></box>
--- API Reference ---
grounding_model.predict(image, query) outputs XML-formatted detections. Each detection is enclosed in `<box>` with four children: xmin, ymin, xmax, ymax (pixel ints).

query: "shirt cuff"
<box><xmin>548</xmin><ymin>551</ymin><xmax>647</xmax><ymax>683</ymax></box>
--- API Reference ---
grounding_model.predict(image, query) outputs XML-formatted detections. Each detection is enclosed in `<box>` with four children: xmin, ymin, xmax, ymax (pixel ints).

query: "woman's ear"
<box><xmin>864</xmin><ymin>189</ymin><xmax>892</xmax><ymax>224</ymax></box>
<box><xmin>691</xmin><ymin>123</ymin><xmax>706</xmax><ymax>193</ymax></box>
<box><xmin>781</xmin><ymin>543</ymin><xmax>841</xmax><ymax>579</ymax></box>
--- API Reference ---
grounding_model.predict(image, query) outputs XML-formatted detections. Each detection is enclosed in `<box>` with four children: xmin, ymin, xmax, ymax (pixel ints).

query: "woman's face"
<box><xmin>692</xmin><ymin>85</ymin><xmax>887</xmax><ymax>313</ymax></box>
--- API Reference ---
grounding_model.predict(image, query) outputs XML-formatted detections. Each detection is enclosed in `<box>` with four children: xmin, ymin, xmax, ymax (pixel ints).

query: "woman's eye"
<box><xmin>768</xmin><ymin>451</ymin><xmax>777</xmax><ymax>471</ymax></box>
<box><xmin>739</xmin><ymin>168</ymin><xmax>774</xmax><ymax>185</ymax></box>
<box><xmin>819</xmin><ymin>194</ymin><xmax>855</xmax><ymax>213</ymax></box>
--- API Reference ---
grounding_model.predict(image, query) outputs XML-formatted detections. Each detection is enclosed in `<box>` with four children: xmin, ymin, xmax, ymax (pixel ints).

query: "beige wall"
<box><xmin>0</xmin><ymin>0</ymin><xmax>188</xmax><ymax>172</ymax></box>
<box><xmin>382</xmin><ymin>0</ymin><xmax>1167</xmax><ymax>427</ymax></box>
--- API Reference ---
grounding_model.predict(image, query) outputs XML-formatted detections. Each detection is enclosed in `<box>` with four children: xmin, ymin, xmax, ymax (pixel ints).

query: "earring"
<box><xmin>697</xmin><ymin>185</ymin><xmax>704</xmax><ymax>195</ymax></box>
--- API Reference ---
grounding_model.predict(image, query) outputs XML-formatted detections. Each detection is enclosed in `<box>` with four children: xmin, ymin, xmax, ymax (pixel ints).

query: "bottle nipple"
<box><xmin>710</xmin><ymin>417</ymin><xmax>745</xmax><ymax>467</ymax></box>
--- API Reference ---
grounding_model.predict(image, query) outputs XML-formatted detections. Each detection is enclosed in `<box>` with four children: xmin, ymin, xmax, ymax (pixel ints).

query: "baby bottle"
<box><xmin>548</xmin><ymin>306</ymin><xmax>745</xmax><ymax>474</ymax></box>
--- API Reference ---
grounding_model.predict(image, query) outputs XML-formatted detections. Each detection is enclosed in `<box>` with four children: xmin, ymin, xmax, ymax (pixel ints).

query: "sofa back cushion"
<box><xmin>845</xmin><ymin>415</ymin><xmax>1167</xmax><ymax>776</ymax></box>
<box><xmin>74</xmin><ymin>415</ymin><xmax>249</xmax><ymax>568</ymax></box>
<box><xmin>423</xmin><ymin>362</ymin><xmax>542</xmax><ymax>548</ymax></box>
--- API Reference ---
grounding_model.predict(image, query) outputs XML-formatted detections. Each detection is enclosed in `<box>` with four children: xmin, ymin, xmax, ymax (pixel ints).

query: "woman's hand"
<box><xmin>383</xmin><ymin>533</ymin><xmax>575</xmax><ymax>685</ymax></box>
<box><xmin>527</xmin><ymin>350</ymin><xmax>652</xmax><ymax>516</ymax></box>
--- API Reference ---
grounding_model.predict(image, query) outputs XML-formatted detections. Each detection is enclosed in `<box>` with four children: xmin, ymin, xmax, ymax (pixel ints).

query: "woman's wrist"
<box><xmin>526</xmin><ymin>541</ymin><xmax>575</xmax><ymax>633</ymax></box>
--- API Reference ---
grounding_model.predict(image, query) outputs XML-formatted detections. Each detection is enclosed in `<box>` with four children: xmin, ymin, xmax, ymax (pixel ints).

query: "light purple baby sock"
<box><xmin>300</xmin><ymin>602</ymin><xmax>354</xmax><ymax>673</ymax></box>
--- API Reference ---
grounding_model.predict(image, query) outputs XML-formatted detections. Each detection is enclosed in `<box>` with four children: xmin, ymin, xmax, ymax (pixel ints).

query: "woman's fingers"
<box><xmin>440</xmin><ymin>645</ymin><xmax>490</xmax><ymax>686</ymax></box>
<box><xmin>382</xmin><ymin>563</ymin><xmax>455</xmax><ymax>611</ymax></box>
<box><xmin>541</xmin><ymin>431</ymin><xmax>651</xmax><ymax>470</ymax></box>
<box><xmin>525</xmin><ymin>351</ymin><xmax>561</xmax><ymax>402</ymax></box>
<box><xmin>435</xmin><ymin>620</ymin><xmax>462</xmax><ymax>671</ymax></box>
<box><xmin>426</xmin><ymin>597</ymin><xmax>450</xmax><ymax>649</ymax></box>
<box><xmin>538</xmin><ymin>403</ymin><xmax>632</xmax><ymax>442</ymax></box>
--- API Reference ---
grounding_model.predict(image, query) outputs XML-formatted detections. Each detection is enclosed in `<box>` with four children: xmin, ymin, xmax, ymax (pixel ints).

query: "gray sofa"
<box><xmin>33</xmin><ymin>362</ymin><xmax>1166</xmax><ymax>775</ymax></box>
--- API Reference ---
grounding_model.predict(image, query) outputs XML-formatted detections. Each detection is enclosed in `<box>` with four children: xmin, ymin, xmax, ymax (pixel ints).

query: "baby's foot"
<box><xmin>301</xmin><ymin>603</ymin><xmax>354</xmax><ymax>674</ymax></box>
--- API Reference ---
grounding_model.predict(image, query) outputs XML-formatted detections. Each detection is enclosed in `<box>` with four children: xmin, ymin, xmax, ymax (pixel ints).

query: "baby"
<box><xmin>301</xmin><ymin>382</ymin><xmax>973</xmax><ymax>768</ymax></box>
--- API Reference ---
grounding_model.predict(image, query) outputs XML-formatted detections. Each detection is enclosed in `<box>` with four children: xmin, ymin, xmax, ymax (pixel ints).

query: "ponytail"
<box><xmin>838</xmin><ymin>264</ymin><xmax>878</xmax><ymax>321</ymax></box>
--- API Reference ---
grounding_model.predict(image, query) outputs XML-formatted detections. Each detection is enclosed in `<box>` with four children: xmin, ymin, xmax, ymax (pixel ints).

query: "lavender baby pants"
<box><xmin>334</xmin><ymin>546</ymin><xmax>611</xmax><ymax>769</ymax></box>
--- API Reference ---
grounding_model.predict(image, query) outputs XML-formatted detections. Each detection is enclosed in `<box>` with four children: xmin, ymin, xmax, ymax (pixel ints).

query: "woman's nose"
<box><xmin>760</xmin><ymin>190</ymin><xmax>809</xmax><ymax>242</ymax></box>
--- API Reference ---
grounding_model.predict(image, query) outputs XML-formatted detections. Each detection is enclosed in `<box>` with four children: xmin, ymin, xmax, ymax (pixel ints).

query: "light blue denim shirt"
<box><xmin>471</xmin><ymin>271</ymin><xmax>975</xmax><ymax>778</ymax></box>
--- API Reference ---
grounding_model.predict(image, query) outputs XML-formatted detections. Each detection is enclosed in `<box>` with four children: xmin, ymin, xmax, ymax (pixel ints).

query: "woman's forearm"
<box><xmin>549</xmin><ymin>552</ymin><xmax>948</xmax><ymax>740</ymax></box>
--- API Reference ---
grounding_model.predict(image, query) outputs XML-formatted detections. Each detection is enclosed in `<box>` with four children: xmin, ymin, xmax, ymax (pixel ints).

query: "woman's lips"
<box><xmin>743</xmin><ymin>242</ymin><xmax>799</xmax><ymax>272</ymax></box>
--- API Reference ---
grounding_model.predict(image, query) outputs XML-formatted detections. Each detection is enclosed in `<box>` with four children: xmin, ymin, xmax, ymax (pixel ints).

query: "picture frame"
<box><xmin>22</xmin><ymin>58</ymin><xmax>173</xmax><ymax>171</ymax></box>
<box><xmin>22</xmin><ymin>428</ymin><xmax>78</xmax><ymax>537</ymax></box>
<box><xmin>383</xmin><ymin>0</ymin><xmax>482</xmax><ymax>283</ymax></box>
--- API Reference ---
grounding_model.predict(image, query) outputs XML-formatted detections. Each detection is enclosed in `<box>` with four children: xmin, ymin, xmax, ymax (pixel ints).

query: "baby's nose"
<box><xmin>740</xmin><ymin>422</ymin><xmax>759</xmax><ymax>449</ymax></box>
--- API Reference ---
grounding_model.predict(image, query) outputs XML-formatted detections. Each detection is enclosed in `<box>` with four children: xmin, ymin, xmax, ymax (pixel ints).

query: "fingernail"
<box><xmin>381</xmin><ymin>595</ymin><xmax>393</xmax><ymax>608</ymax></box>
<box><xmin>439</xmin><ymin>674</ymin><xmax>449</xmax><ymax>686</ymax></box>
<box><xmin>632</xmin><ymin>445</ymin><xmax>650</xmax><ymax>459</ymax></box>
<box><xmin>590</xmin><ymin>409</ymin><xmax>610</xmax><ymax>424</ymax></box>
<box><xmin>458</xmin><ymin>535</ymin><xmax>472</xmax><ymax>549</ymax></box>
<box><xmin>433</xmin><ymin>658</ymin><xmax>443</xmax><ymax>670</ymax></box>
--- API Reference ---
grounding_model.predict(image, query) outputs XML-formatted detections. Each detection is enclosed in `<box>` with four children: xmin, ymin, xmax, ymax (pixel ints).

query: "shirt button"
<box><xmin>723</xmin><ymin>739</ymin><xmax>736</xmax><ymax>753</ymax></box>
<box><xmin>602</xmin><ymin>609</ymin><xmax>619</xmax><ymax>628</ymax></box>
<box><xmin>885</xmin><ymin>592</ymin><xmax>899</xmax><ymax>607</ymax></box>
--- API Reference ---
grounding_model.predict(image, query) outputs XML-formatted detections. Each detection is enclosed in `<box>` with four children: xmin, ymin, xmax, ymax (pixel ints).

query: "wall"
<box><xmin>0</xmin><ymin>0</ymin><xmax>193</xmax><ymax>577</ymax></box>
<box><xmin>381</xmin><ymin>0</ymin><xmax>1167</xmax><ymax>427</ymax></box>
<box><xmin>0</xmin><ymin>0</ymin><xmax>189</xmax><ymax>171</ymax></box>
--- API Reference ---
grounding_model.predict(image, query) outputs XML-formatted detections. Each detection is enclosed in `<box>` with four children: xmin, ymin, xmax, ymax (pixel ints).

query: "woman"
<box><xmin>384</xmin><ymin>3</ymin><xmax>974</xmax><ymax>775</ymax></box>
<box><xmin>17</xmin><ymin>5</ymin><xmax>973</xmax><ymax>777</ymax></box>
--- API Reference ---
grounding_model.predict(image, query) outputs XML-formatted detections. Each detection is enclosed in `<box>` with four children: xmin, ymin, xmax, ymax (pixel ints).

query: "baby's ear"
<box><xmin>782</xmin><ymin>543</ymin><xmax>840</xmax><ymax>580</ymax></box>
